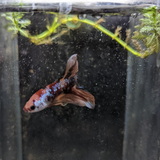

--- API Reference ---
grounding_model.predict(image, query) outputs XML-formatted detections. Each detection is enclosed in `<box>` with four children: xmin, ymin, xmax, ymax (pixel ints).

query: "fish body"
<box><xmin>23</xmin><ymin>54</ymin><xmax>95</xmax><ymax>113</ymax></box>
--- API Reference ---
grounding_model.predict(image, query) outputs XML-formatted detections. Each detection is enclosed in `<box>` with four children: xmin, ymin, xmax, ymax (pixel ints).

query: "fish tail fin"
<box><xmin>53</xmin><ymin>86</ymin><xmax>95</xmax><ymax>109</ymax></box>
<box><xmin>62</xmin><ymin>54</ymin><xmax>78</xmax><ymax>81</ymax></box>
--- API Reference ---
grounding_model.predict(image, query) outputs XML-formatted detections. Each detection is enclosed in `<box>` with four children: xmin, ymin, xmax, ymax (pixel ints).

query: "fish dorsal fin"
<box><xmin>62</xmin><ymin>54</ymin><xmax>78</xmax><ymax>80</ymax></box>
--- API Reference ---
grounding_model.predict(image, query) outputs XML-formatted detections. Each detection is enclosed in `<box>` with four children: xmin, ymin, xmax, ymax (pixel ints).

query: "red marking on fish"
<box><xmin>23</xmin><ymin>54</ymin><xmax>95</xmax><ymax>113</ymax></box>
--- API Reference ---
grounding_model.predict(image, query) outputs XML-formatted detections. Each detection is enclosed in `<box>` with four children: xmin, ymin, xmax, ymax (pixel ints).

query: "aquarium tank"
<box><xmin>0</xmin><ymin>0</ymin><xmax>160</xmax><ymax>160</ymax></box>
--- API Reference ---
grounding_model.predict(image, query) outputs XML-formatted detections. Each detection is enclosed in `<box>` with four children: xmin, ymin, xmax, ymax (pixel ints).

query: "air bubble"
<box><xmin>78</xmin><ymin>14</ymin><xmax>87</xmax><ymax>19</ymax></box>
<box><xmin>59</xmin><ymin>2</ymin><xmax>72</xmax><ymax>15</ymax></box>
<box><xmin>131</xmin><ymin>13</ymin><xmax>138</xmax><ymax>18</ymax></box>
<box><xmin>95</xmin><ymin>15</ymin><xmax>102</xmax><ymax>19</ymax></box>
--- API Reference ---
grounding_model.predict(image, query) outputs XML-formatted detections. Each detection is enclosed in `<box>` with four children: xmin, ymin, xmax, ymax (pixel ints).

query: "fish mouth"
<box><xmin>23</xmin><ymin>107</ymin><xmax>32</xmax><ymax>112</ymax></box>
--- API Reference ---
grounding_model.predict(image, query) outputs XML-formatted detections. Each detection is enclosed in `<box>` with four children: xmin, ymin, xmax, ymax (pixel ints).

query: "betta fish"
<box><xmin>23</xmin><ymin>54</ymin><xmax>95</xmax><ymax>113</ymax></box>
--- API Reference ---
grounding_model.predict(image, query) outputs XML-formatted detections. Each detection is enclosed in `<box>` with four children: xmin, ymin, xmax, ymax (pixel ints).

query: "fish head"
<box><xmin>23</xmin><ymin>89</ymin><xmax>49</xmax><ymax>113</ymax></box>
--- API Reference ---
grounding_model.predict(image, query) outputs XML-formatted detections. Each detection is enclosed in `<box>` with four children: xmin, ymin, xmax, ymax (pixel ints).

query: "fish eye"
<box><xmin>30</xmin><ymin>106</ymin><xmax>35</xmax><ymax>110</ymax></box>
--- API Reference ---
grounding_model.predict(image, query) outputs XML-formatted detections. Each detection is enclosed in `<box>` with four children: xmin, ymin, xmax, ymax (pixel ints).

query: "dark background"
<box><xmin>19</xmin><ymin>13</ymin><xmax>129</xmax><ymax>160</ymax></box>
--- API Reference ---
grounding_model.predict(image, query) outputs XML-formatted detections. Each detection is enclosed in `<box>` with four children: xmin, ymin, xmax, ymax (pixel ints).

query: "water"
<box><xmin>0</xmin><ymin>4</ymin><xmax>160</xmax><ymax>160</ymax></box>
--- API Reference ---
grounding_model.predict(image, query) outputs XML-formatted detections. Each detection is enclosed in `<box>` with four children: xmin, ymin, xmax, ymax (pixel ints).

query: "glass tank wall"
<box><xmin>0</xmin><ymin>1</ymin><xmax>159</xmax><ymax>160</ymax></box>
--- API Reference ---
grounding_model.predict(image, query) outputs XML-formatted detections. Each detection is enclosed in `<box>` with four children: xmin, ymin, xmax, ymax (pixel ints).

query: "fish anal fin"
<box><xmin>61</xmin><ymin>103</ymin><xmax>67</xmax><ymax>106</ymax></box>
<box><xmin>52</xmin><ymin>88</ymin><xmax>95</xmax><ymax>109</ymax></box>
<box><xmin>52</xmin><ymin>93</ymin><xmax>85</xmax><ymax>107</ymax></box>
<box><xmin>71</xmin><ymin>86</ymin><xmax>95</xmax><ymax>108</ymax></box>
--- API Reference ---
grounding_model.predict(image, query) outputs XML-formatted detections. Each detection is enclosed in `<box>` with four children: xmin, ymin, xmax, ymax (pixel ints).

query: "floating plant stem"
<box><xmin>29</xmin><ymin>16</ymin><xmax>59</xmax><ymax>44</ymax></box>
<box><xmin>3</xmin><ymin>9</ymin><xmax>158</xmax><ymax>58</ymax></box>
<box><xmin>27</xmin><ymin>16</ymin><xmax>142</xmax><ymax>57</ymax></box>
<box><xmin>78</xmin><ymin>18</ymin><xmax>142</xmax><ymax>57</ymax></box>
<box><xmin>35</xmin><ymin>29</ymin><xmax>69</xmax><ymax>45</ymax></box>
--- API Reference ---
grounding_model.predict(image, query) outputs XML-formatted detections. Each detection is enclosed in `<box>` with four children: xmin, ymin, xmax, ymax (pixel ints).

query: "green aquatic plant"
<box><xmin>132</xmin><ymin>6</ymin><xmax>160</xmax><ymax>57</ymax></box>
<box><xmin>1</xmin><ymin>6</ymin><xmax>160</xmax><ymax>58</ymax></box>
<box><xmin>1</xmin><ymin>12</ymin><xmax>31</xmax><ymax>38</ymax></box>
